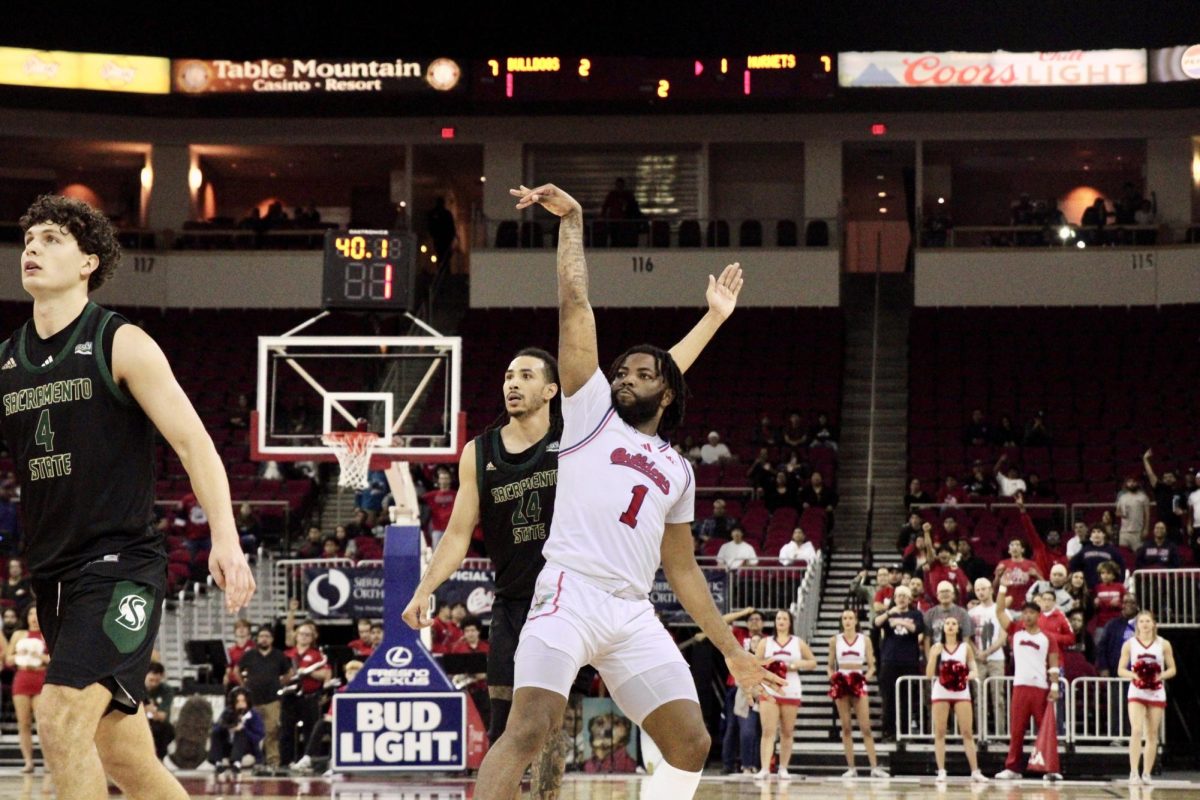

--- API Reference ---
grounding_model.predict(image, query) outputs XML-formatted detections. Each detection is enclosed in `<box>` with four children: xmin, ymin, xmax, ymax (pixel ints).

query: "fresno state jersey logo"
<box><xmin>609</xmin><ymin>448</ymin><xmax>670</xmax><ymax>493</ymax></box>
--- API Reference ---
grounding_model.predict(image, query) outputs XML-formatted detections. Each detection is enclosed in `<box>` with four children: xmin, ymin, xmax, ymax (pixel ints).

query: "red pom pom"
<box><xmin>766</xmin><ymin>659</ymin><xmax>789</xmax><ymax>681</ymax></box>
<box><xmin>847</xmin><ymin>670</ymin><xmax>867</xmax><ymax>697</ymax></box>
<box><xmin>939</xmin><ymin>659</ymin><xmax>970</xmax><ymax>692</ymax></box>
<box><xmin>1133</xmin><ymin>659</ymin><xmax>1162</xmax><ymax>691</ymax></box>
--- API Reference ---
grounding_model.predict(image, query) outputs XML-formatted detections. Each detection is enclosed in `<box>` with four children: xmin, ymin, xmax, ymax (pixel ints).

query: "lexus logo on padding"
<box><xmin>306</xmin><ymin>569</ymin><xmax>351</xmax><ymax>616</ymax></box>
<box><xmin>115</xmin><ymin>594</ymin><xmax>148</xmax><ymax>632</ymax></box>
<box><xmin>385</xmin><ymin>646</ymin><xmax>414</xmax><ymax>668</ymax></box>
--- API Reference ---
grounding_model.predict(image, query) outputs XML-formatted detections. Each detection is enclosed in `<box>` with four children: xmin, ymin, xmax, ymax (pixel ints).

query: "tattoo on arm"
<box><xmin>557</xmin><ymin>211</ymin><xmax>588</xmax><ymax>306</ymax></box>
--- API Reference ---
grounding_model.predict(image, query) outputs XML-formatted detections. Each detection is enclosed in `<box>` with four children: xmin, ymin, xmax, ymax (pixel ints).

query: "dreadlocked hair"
<box><xmin>20</xmin><ymin>195</ymin><xmax>121</xmax><ymax>292</ymax></box>
<box><xmin>607</xmin><ymin>344</ymin><xmax>689</xmax><ymax>436</ymax></box>
<box><xmin>488</xmin><ymin>347</ymin><xmax>563</xmax><ymax>433</ymax></box>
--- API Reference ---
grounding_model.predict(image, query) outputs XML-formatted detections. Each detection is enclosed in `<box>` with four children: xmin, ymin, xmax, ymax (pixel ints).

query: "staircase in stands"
<box><xmin>787</xmin><ymin>274</ymin><xmax>913</xmax><ymax>765</ymax></box>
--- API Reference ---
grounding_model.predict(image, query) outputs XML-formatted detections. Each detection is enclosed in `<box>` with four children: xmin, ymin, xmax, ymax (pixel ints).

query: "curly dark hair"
<box><xmin>19</xmin><ymin>195</ymin><xmax>121</xmax><ymax>292</ymax></box>
<box><xmin>607</xmin><ymin>344</ymin><xmax>688</xmax><ymax>436</ymax></box>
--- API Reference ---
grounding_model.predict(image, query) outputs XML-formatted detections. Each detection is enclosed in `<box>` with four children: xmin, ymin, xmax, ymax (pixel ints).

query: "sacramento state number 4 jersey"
<box><xmin>0</xmin><ymin>303</ymin><xmax>157</xmax><ymax>579</ymax></box>
<box><xmin>542</xmin><ymin>368</ymin><xmax>695</xmax><ymax>598</ymax></box>
<box><xmin>477</xmin><ymin>423</ymin><xmax>560</xmax><ymax>601</ymax></box>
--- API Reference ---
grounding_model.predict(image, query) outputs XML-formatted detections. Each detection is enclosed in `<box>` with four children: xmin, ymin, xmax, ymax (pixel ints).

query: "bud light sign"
<box><xmin>333</xmin><ymin>694</ymin><xmax>466</xmax><ymax>770</ymax></box>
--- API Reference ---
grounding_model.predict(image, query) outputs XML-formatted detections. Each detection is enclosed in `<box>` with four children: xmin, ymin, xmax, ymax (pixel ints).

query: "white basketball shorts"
<box><xmin>513</xmin><ymin>566</ymin><xmax>698</xmax><ymax>724</ymax></box>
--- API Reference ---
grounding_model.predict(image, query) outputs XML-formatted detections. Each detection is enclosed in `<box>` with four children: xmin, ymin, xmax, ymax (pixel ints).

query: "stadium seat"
<box><xmin>805</xmin><ymin>220</ymin><xmax>829</xmax><ymax>247</ymax></box>
<box><xmin>705</xmin><ymin>220</ymin><xmax>730</xmax><ymax>247</ymax></box>
<box><xmin>678</xmin><ymin>220</ymin><xmax>702</xmax><ymax>247</ymax></box>
<box><xmin>738</xmin><ymin>219</ymin><xmax>762</xmax><ymax>247</ymax></box>
<box><xmin>776</xmin><ymin>219</ymin><xmax>798</xmax><ymax>247</ymax></box>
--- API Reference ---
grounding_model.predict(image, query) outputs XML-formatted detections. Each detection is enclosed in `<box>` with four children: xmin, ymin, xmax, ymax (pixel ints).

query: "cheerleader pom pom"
<box><xmin>828</xmin><ymin>671</ymin><xmax>851</xmax><ymax>700</ymax></box>
<box><xmin>766</xmin><ymin>659</ymin><xmax>789</xmax><ymax>681</ymax></box>
<box><xmin>939</xmin><ymin>659</ymin><xmax>970</xmax><ymax>693</ymax></box>
<box><xmin>1133</xmin><ymin>659</ymin><xmax>1162</xmax><ymax>691</ymax></box>
<box><xmin>847</xmin><ymin>670</ymin><xmax>867</xmax><ymax>698</ymax></box>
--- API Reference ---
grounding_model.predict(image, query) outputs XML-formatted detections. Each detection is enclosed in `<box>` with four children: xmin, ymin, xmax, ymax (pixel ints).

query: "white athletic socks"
<box><xmin>641</xmin><ymin>760</ymin><xmax>703</xmax><ymax>800</ymax></box>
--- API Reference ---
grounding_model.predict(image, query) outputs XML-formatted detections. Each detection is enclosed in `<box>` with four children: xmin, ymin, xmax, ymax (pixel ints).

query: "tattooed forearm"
<box><xmin>557</xmin><ymin>210</ymin><xmax>588</xmax><ymax>307</ymax></box>
<box><xmin>529</xmin><ymin>728</ymin><xmax>568</xmax><ymax>800</ymax></box>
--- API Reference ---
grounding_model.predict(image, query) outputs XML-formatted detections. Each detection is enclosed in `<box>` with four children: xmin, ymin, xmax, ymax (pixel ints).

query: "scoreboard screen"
<box><xmin>473</xmin><ymin>54</ymin><xmax>835</xmax><ymax>104</ymax></box>
<box><xmin>322</xmin><ymin>230</ymin><xmax>415</xmax><ymax>311</ymax></box>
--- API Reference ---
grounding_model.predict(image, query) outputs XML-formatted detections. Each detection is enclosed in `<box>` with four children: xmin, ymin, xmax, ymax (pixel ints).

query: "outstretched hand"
<box><xmin>726</xmin><ymin>648</ymin><xmax>786</xmax><ymax>698</ymax></box>
<box><xmin>509</xmin><ymin>184</ymin><xmax>583</xmax><ymax>218</ymax></box>
<box><xmin>706</xmin><ymin>263</ymin><xmax>744</xmax><ymax>321</ymax></box>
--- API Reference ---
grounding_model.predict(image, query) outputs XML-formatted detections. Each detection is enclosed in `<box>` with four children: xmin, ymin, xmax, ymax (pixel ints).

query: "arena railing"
<box><xmin>793</xmin><ymin>552</ymin><xmax>823</xmax><ymax>642</ymax></box>
<box><xmin>1132</xmin><ymin>569</ymin><xmax>1200</xmax><ymax>629</ymax></box>
<box><xmin>1070</xmin><ymin>676</ymin><xmax>1165</xmax><ymax>748</ymax></box>
<box><xmin>910</xmin><ymin>501</ymin><xmax>1069</xmax><ymax>530</ymax></box>
<box><xmin>897</xmin><ymin>675</ymin><xmax>1162</xmax><ymax>750</ymax></box>
<box><xmin>921</xmin><ymin>223</ymin><xmax>1168</xmax><ymax>249</ymax></box>
<box><xmin>727</xmin><ymin>557</ymin><xmax>812</xmax><ymax>615</ymax></box>
<box><xmin>274</xmin><ymin>557</ymin><xmax>358</xmax><ymax>614</ymax></box>
<box><xmin>893</xmin><ymin>675</ymin><xmax>985</xmax><ymax>744</ymax></box>
<box><xmin>979</xmin><ymin>676</ymin><xmax>1070</xmax><ymax>745</ymax></box>
<box><xmin>474</xmin><ymin>215</ymin><xmax>838</xmax><ymax>250</ymax></box>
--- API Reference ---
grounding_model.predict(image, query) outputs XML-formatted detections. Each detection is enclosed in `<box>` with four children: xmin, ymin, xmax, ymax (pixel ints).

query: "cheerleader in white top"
<box><xmin>925</xmin><ymin>615</ymin><xmax>985</xmax><ymax>782</ymax></box>
<box><xmin>827</xmin><ymin>608</ymin><xmax>888</xmax><ymax>779</ymax></box>
<box><xmin>1118</xmin><ymin>610</ymin><xmax>1177</xmax><ymax>784</ymax></box>
<box><xmin>754</xmin><ymin>609</ymin><xmax>817</xmax><ymax>780</ymax></box>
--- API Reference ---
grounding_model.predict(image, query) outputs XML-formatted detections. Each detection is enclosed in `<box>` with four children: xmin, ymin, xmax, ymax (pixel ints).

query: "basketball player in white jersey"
<box><xmin>925</xmin><ymin>616</ymin><xmax>985</xmax><ymax>782</ymax></box>
<box><xmin>827</xmin><ymin>608</ymin><xmax>887</xmax><ymax>778</ymax></box>
<box><xmin>469</xmin><ymin>183</ymin><xmax>779</xmax><ymax>800</ymax></box>
<box><xmin>994</xmin><ymin>585</ymin><xmax>1062</xmax><ymax>781</ymax></box>
<box><xmin>1118</xmin><ymin>610</ymin><xmax>1176</xmax><ymax>784</ymax></box>
<box><xmin>755</xmin><ymin>609</ymin><xmax>816</xmax><ymax>780</ymax></box>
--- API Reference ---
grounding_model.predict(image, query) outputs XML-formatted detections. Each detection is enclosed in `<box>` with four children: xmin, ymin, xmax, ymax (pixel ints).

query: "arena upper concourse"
<box><xmin>0</xmin><ymin>4</ymin><xmax>1198</xmax><ymax>798</ymax></box>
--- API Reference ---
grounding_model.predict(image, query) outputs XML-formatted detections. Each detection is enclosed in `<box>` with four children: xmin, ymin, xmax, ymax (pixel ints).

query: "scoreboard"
<box><xmin>473</xmin><ymin>54</ymin><xmax>835</xmax><ymax>104</ymax></box>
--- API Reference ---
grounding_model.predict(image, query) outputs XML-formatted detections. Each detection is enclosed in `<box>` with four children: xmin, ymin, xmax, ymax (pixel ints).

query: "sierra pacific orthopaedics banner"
<box><xmin>0</xmin><ymin>47</ymin><xmax>170</xmax><ymax>93</ymax></box>
<box><xmin>839</xmin><ymin>50</ymin><xmax>1147</xmax><ymax>88</ymax></box>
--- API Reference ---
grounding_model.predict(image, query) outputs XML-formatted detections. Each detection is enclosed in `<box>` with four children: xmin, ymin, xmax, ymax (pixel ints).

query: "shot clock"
<box><xmin>322</xmin><ymin>229</ymin><xmax>416</xmax><ymax>310</ymax></box>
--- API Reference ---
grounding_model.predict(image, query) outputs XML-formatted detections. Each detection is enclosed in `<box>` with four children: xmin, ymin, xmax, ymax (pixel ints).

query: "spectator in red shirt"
<box><xmin>937</xmin><ymin>476</ymin><xmax>967</xmax><ymax>509</ymax></box>
<box><xmin>421</xmin><ymin>468</ymin><xmax>457</xmax><ymax>548</ymax></box>
<box><xmin>1090</xmin><ymin>561</ymin><xmax>1126</xmax><ymax>641</ymax></box>
<box><xmin>321</xmin><ymin>537</ymin><xmax>341</xmax><ymax>559</ymax></box>
<box><xmin>430</xmin><ymin>603</ymin><xmax>462</xmax><ymax>653</ymax></box>
<box><xmin>282</xmin><ymin>622</ymin><xmax>331</xmax><ymax>766</ymax></box>
<box><xmin>994</xmin><ymin>539</ymin><xmax>1043</xmax><ymax>610</ymax></box>
<box><xmin>922</xmin><ymin>541</ymin><xmax>970</xmax><ymax>604</ymax></box>
<box><xmin>347</xmin><ymin>618</ymin><xmax>374</xmax><ymax>658</ymax></box>
<box><xmin>1033</xmin><ymin>589</ymin><xmax>1075</xmax><ymax>652</ymax></box>
<box><xmin>225</xmin><ymin>619</ymin><xmax>254</xmax><ymax>686</ymax></box>
<box><xmin>450</xmin><ymin>617</ymin><xmax>490</xmax><ymax>655</ymax></box>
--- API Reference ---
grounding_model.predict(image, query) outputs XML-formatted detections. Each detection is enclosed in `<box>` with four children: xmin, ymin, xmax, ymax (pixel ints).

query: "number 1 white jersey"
<box><xmin>541</xmin><ymin>368</ymin><xmax>696</xmax><ymax>598</ymax></box>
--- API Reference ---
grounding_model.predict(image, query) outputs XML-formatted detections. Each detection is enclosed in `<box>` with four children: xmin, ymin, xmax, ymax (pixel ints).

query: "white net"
<box><xmin>321</xmin><ymin>432</ymin><xmax>381</xmax><ymax>490</ymax></box>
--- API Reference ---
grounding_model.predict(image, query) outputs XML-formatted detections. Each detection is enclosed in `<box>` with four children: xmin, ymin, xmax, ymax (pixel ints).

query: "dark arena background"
<box><xmin>0</xmin><ymin>2</ymin><xmax>1199</xmax><ymax>798</ymax></box>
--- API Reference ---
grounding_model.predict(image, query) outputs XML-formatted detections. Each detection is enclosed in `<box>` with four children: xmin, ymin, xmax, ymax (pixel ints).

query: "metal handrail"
<box><xmin>476</xmin><ymin>214</ymin><xmax>839</xmax><ymax>250</ymax></box>
<box><xmin>1133</xmin><ymin>569</ymin><xmax>1200</xmax><ymax>628</ymax></box>
<box><xmin>893</xmin><ymin>675</ymin><xmax>986</xmax><ymax>743</ymax></box>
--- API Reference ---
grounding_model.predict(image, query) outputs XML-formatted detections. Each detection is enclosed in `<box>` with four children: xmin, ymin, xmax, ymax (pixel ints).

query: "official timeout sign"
<box><xmin>332</xmin><ymin>694</ymin><xmax>466</xmax><ymax>771</ymax></box>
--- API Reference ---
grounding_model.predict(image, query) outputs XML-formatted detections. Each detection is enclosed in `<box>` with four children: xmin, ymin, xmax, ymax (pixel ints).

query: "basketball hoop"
<box><xmin>321</xmin><ymin>431</ymin><xmax>381</xmax><ymax>490</ymax></box>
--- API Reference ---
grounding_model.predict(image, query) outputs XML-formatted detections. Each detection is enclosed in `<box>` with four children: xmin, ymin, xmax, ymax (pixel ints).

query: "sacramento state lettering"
<box><xmin>2</xmin><ymin>378</ymin><xmax>92</xmax><ymax>416</ymax></box>
<box><xmin>488</xmin><ymin>469</ymin><xmax>557</xmax><ymax>504</ymax></box>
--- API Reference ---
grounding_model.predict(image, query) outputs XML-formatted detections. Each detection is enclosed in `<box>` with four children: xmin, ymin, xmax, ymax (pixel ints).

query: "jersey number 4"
<box><xmin>619</xmin><ymin>485</ymin><xmax>649</xmax><ymax>529</ymax></box>
<box><xmin>34</xmin><ymin>409</ymin><xmax>55</xmax><ymax>452</ymax></box>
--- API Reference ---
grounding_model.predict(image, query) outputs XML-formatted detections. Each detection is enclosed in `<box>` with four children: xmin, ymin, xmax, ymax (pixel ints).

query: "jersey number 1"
<box><xmin>618</xmin><ymin>485</ymin><xmax>649</xmax><ymax>529</ymax></box>
<box><xmin>35</xmin><ymin>409</ymin><xmax>54</xmax><ymax>452</ymax></box>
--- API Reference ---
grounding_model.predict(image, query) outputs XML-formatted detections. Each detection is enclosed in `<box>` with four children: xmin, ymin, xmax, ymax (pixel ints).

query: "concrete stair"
<box><xmin>787</xmin><ymin>274</ymin><xmax>913</xmax><ymax>766</ymax></box>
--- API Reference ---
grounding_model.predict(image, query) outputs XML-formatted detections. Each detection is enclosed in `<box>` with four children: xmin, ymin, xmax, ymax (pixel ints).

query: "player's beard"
<box><xmin>509</xmin><ymin>392</ymin><xmax>545</xmax><ymax>420</ymax></box>
<box><xmin>612</xmin><ymin>386</ymin><xmax>663</xmax><ymax>429</ymax></box>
